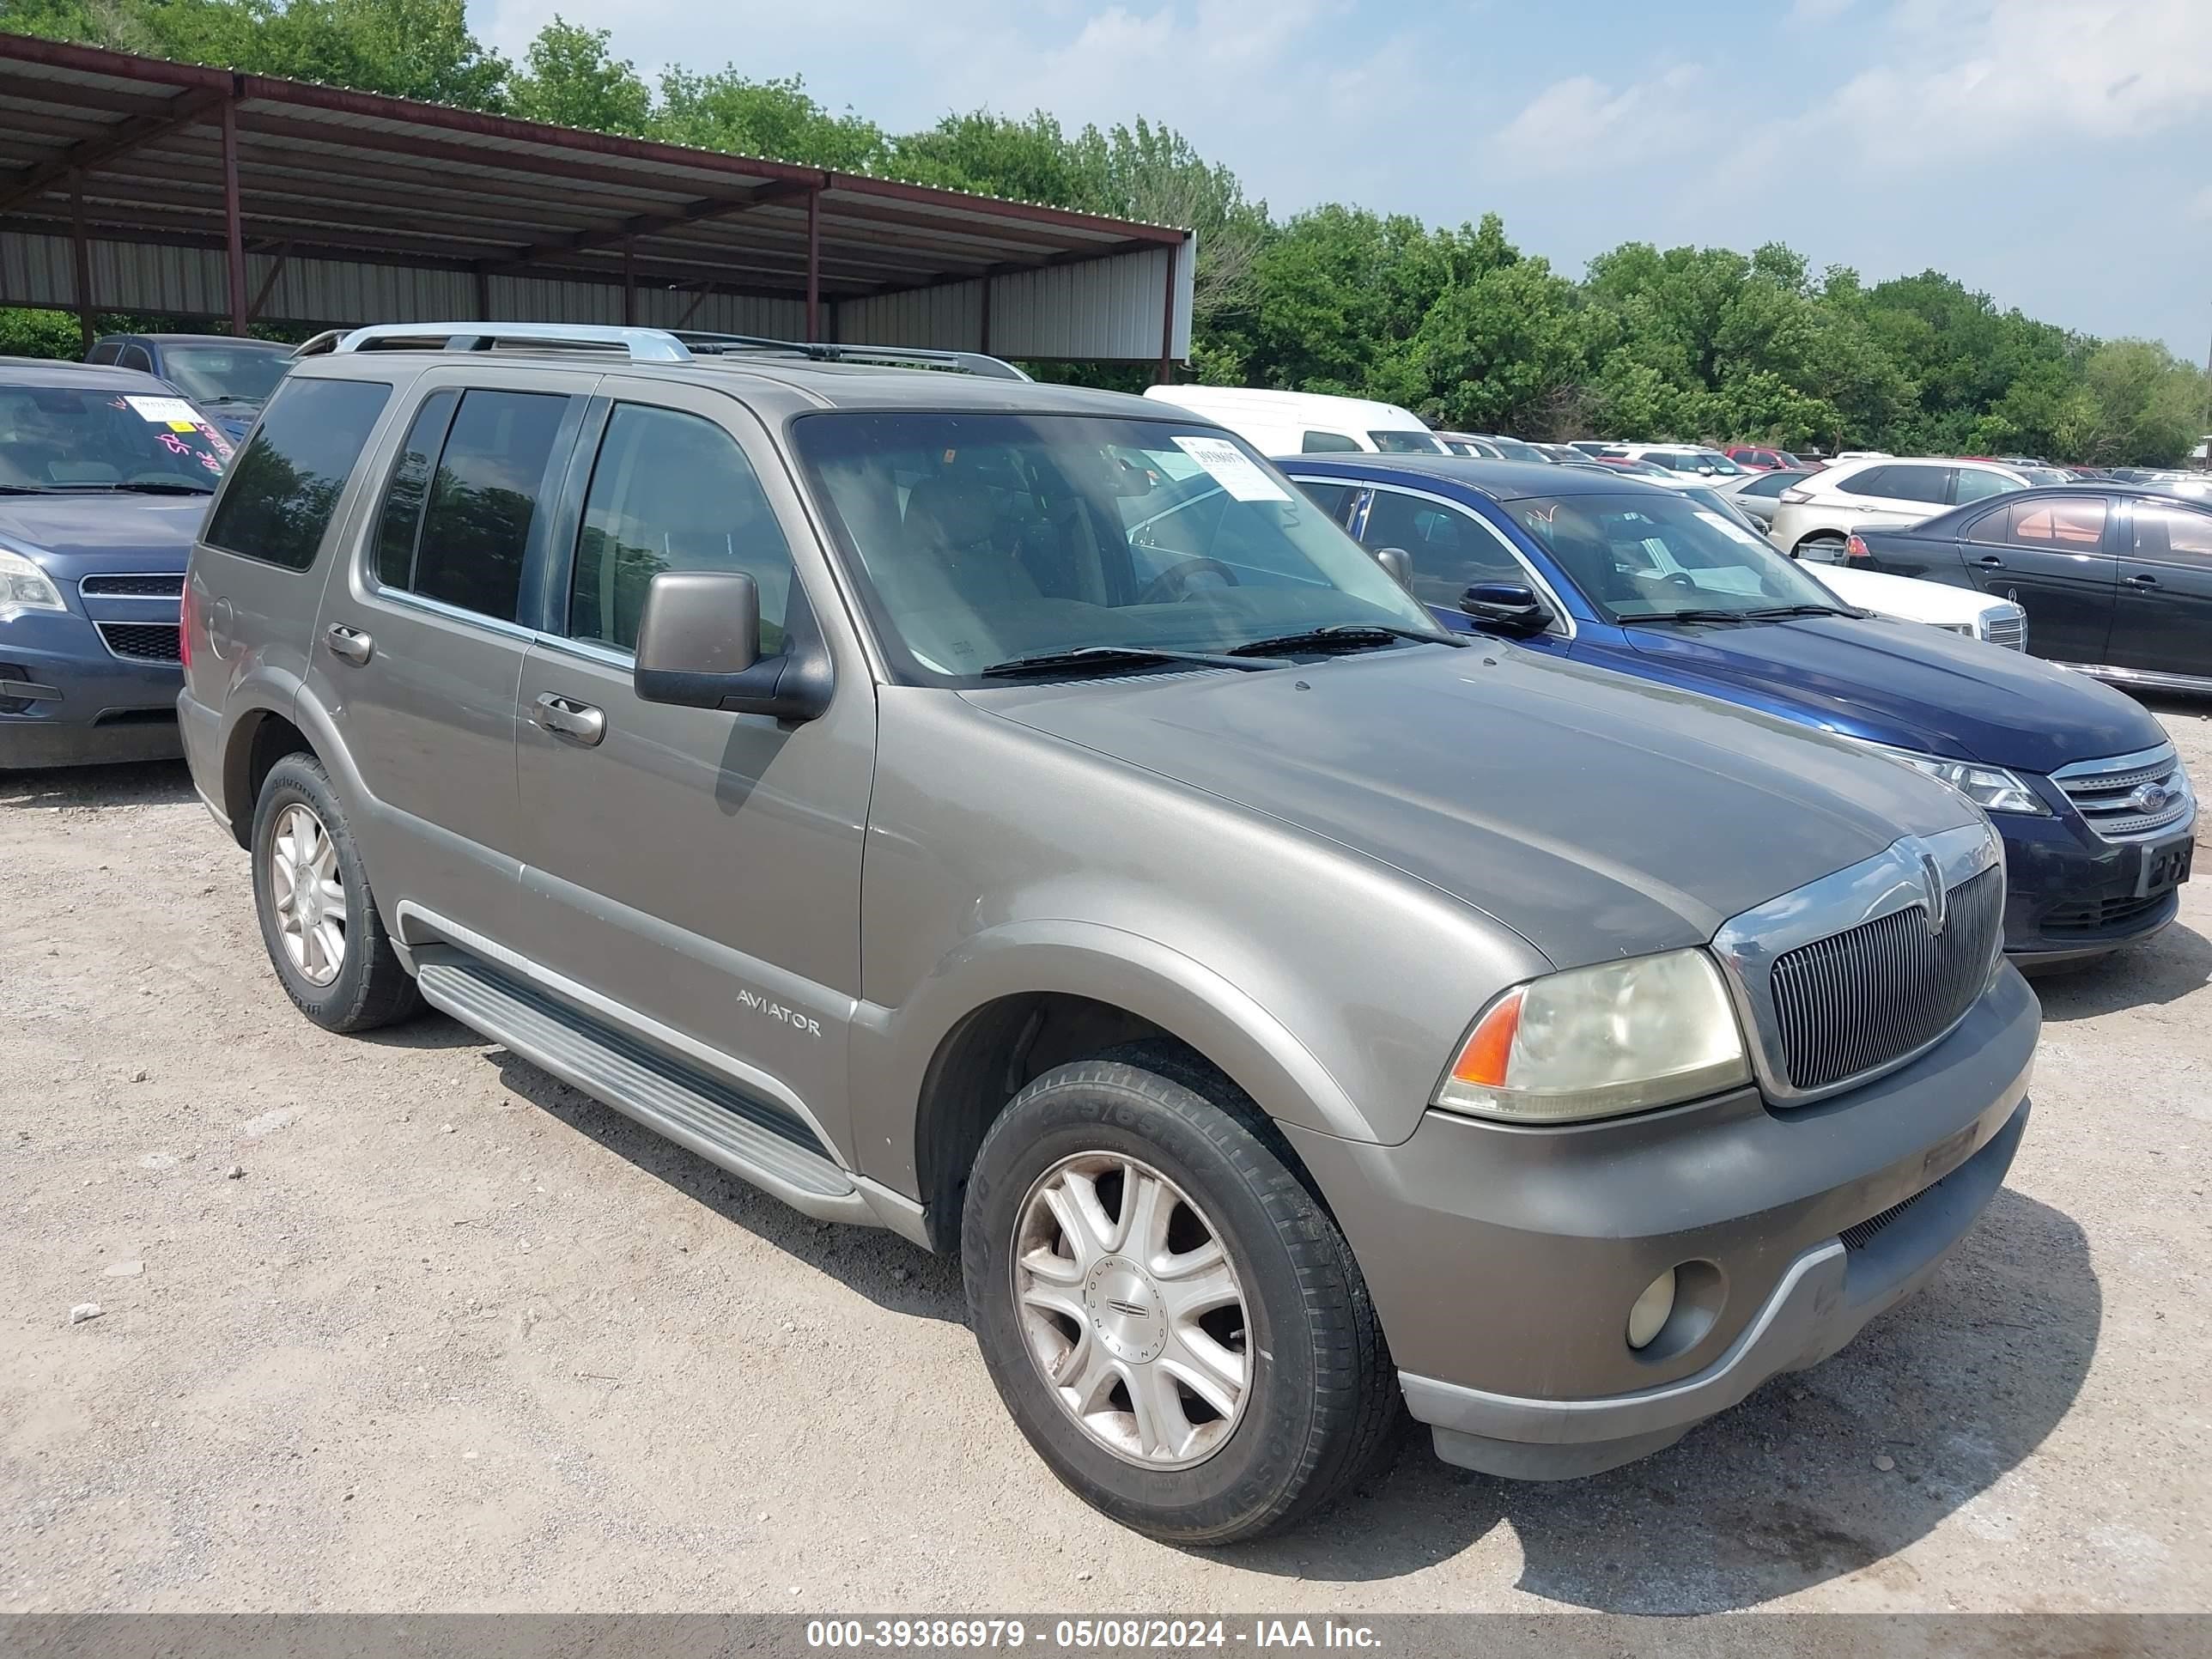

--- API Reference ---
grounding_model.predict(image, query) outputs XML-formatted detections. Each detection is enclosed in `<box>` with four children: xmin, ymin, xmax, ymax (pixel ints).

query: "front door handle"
<box><xmin>325</xmin><ymin>623</ymin><xmax>374</xmax><ymax>664</ymax></box>
<box><xmin>1972</xmin><ymin>555</ymin><xmax>2005</xmax><ymax>569</ymax></box>
<box><xmin>2124</xmin><ymin>573</ymin><xmax>2160</xmax><ymax>587</ymax></box>
<box><xmin>532</xmin><ymin>692</ymin><xmax>606</xmax><ymax>746</ymax></box>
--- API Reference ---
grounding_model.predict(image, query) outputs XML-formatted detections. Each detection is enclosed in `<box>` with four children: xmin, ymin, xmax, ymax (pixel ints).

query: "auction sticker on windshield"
<box><xmin>1171</xmin><ymin>434</ymin><xmax>1290</xmax><ymax>502</ymax></box>
<box><xmin>123</xmin><ymin>395</ymin><xmax>202</xmax><ymax>426</ymax></box>
<box><xmin>1694</xmin><ymin>508</ymin><xmax>1765</xmax><ymax>547</ymax></box>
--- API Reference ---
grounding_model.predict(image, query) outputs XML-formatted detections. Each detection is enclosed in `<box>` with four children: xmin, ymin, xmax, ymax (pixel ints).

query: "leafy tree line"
<box><xmin>7</xmin><ymin>0</ymin><xmax>2207</xmax><ymax>462</ymax></box>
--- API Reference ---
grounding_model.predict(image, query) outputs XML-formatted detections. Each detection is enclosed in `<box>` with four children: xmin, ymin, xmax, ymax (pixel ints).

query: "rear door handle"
<box><xmin>2124</xmin><ymin>573</ymin><xmax>2159</xmax><ymax>587</ymax></box>
<box><xmin>1972</xmin><ymin>556</ymin><xmax>2005</xmax><ymax>569</ymax></box>
<box><xmin>324</xmin><ymin>623</ymin><xmax>374</xmax><ymax>664</ymax></box>
<box><xmin>532</xmin><ymin>691</ymin><xmax>606</xmax><ymax>746</ymax></box>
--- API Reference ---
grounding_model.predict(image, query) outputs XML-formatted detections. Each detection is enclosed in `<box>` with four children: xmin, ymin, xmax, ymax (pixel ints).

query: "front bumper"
<box><xmin>0</xmin><ymin>610</ymin><xmax>183</xmax><ymax>769</ymax></box>
<box><xmin>1284</xmin><ymin>963</ymin><xmax>2039</xmax><ymax>1481</ymax></box>
<box><xmin>1997</xmin><ymin>794</ymin><xmax>2191</xmax><ymax>962</ymax></box>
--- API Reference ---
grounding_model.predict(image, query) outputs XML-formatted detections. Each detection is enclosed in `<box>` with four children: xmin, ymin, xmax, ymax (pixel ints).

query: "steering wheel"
<box><xmin>1137</xmin><ymin>556</ymin><xmax>1240</xmax><ymax>605</ymax></box>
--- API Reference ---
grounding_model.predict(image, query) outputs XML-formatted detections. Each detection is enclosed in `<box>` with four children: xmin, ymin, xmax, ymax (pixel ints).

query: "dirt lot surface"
<box><xmin>3</xmin><ymin>704</ymin><xmax>2209</xmax><ymax>1617</ymax></box>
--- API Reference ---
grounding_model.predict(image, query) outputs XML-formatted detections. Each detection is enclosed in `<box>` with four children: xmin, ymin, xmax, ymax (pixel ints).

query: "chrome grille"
<box><xmin>1769</xmin><ymin>866</ymin><xmax>2004</xmax><ymax>1093</ymax></box>
<box><xmin>96</xmin><ymin>622</ymin><xmax>182</xmax><ymax>662</ymax></box>
<box><xmin>2053</xmin><ymin>745</ymin><xmax>2194</xmax><ymax>842</ymax></box>
<box><xmin>79</xmin><ymin>573</ymin><xmax>184</xmax><ymax>598</ymax></box>
<box><xmin>1980</xmin><ymin>607</ymin><xmax>2027</xmax><ymax>651</ymax></box>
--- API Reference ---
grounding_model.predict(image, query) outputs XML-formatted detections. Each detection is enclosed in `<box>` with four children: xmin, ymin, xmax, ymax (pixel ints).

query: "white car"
<box><xmin>1141</xmin><ymin>385</ymin><xmax>1443</xmax><ymax>457</ymax></box>
<box><xmin>1807</xmin><ymin>563</ymin><xmax>2027</xmax><ymax>650</ymax></box>
<box><xmin>1616</xmin><ymin>443</ymin><xmax>1749</xmax><ymax>479</ymax></box>
<box><xmin>1767</xmin><ymin>456</ymin><xmax>2037</xmax><ymax>561</ymax></box>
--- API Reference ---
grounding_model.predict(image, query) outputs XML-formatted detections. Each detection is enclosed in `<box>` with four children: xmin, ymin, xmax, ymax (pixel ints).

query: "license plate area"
<box><xmin>2138</xmin><ymin>835</ymin><xmax>2196</xmax><ymax>898</ymax></box>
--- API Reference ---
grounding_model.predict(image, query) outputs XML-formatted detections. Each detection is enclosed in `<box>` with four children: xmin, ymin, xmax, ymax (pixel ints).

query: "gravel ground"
<box><xmin>2</xmin><ymin>705</ymin><xmax>2209</xmax><ymax>1616</ymax></box>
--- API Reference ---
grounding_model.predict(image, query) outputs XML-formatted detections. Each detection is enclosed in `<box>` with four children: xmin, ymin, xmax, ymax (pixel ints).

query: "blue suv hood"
<box><xmin>1594</xmin><ymin>615</ymin><xmax>2165</xmax><ymax>774</ymax></box>
<box><xmin>0</xmin><ymin>493</ymin><xmax>205</xmax><ymax>582</ymax></box>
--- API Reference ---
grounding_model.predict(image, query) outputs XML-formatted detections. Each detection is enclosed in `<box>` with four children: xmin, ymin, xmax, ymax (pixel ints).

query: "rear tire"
<box><xmin>963</xmin><ymin>1045</ymin><xmax>1396</xmax><ymax>1544</ymax></box>
<box><xmin>249</xmin><ymin>752</ymin><xmax>421</xmax><ymax>1033</ymax></box>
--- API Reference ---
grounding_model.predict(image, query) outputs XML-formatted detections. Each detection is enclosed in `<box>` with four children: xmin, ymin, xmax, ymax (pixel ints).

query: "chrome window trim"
<box><xmin>360</xmin><ymin>582</ymin><xmax>538</xmax><ymax>643</ymax></box>
<box><xmin>1288</xmin><ymin>476</ymin><xmax>1578</xmax><ymax>640</ymax></box>
<box><xmin>1710</xmin><ymin>822</ymin><xmax>2004</xmax><ymax>1106</ymax></box>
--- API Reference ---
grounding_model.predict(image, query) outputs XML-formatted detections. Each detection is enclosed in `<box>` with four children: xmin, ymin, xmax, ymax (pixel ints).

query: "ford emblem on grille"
<box><xmin>1919</xmin><ymin>849</ymin><xmax>1948</xmax><ymax>934</ymax></box>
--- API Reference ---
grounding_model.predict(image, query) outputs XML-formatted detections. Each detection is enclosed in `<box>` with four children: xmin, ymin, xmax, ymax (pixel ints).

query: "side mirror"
<box><xmin>1372</xmin><ymin>545</ymin><xmax>1414</xmax><ymax>589</ymax></box>
<box><xmin>1697</xmin><ymin>465</ymin><xmax>1717</xmax><ymax>476</ymax></box>
<box><xmin>1458</xmin><ymin>581</ymin><xmax>1553</xmax><ymax>635</ymax></box>
<box><xmin>634</xmin><ymin>569</ymin><xmax>832</xmax><ymax>721</ymax></box>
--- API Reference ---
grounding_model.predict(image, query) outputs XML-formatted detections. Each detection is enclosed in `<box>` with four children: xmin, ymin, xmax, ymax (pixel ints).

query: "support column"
<box><xmin>623</xmin><ymin>237</ymin><xmax>636</xmax><ymax>326</ymax></box>
<box><xmin>805</xmin><ymin>187</ymin><xmax>821</xmax><ymax>343</ymax></box>
<box><xmin>1155</xmin><ymin>241</ymin><xmax>1178</xmax><ymax>384</ymax></box>
<box><xmin>221</xmin><ymin>96</ymin><xmax>246</xmax><ymax>336</ymax></box>
<box><xmin>979</xmin><ymin>272</ymin><xmax>991</xmax><ymax>356</ymax></box>
<box><xmin>474</xmin><ymin>268</ymin><xmax>491</xmax><ymax>321</ymax></box>
<box><xmin>70</xmin><ymin>173</ymin><xmax>94</xmax><ymax>354</ymax></box>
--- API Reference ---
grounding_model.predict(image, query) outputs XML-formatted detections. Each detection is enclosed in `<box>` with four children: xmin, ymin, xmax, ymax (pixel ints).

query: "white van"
<box><xmin>1142</xmin><ymin>385</ymin><xmax>1445</xmax><ymax>457</ymax></box>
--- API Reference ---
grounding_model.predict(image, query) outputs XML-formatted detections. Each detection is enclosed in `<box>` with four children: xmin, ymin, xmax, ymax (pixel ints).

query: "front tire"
<box><xmin>963</xmin><ymin>1047</ymin><xmax>1396</xmax><ymax>1543</ymax></box>
<box><xmin>249</xmin><ymin>752</ymin><xmax>420</xmax><ymax>1032</ymax></box>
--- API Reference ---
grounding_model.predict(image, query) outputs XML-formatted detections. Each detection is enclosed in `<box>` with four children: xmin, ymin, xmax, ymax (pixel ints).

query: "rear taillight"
<box><xmin>179</xmin><ymin>580</ymin><xmax>194</xmax><ymax>670</ymax></box>
<box><xmin>1844</xmin><ymin>534</ymin><xmax>1870</xmax><ymax>560</ymax></box>
<box><xmin>1778</xmin><ymin>486</ymin><xmax>1812</xmax><ymax>503</ymax></box>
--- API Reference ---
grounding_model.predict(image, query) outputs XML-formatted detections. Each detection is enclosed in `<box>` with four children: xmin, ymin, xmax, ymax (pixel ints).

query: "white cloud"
<box><xmin>1486</xmin><ymin>64</ymin><xmax>1710</xmax><ymax>178</ymax></box>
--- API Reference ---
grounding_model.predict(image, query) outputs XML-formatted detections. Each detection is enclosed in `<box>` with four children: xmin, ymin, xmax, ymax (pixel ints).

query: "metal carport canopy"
<box><xmin>0</xmin><ymin>33</ymin><xmax>1195</xmax><ymax>368</ymax></box>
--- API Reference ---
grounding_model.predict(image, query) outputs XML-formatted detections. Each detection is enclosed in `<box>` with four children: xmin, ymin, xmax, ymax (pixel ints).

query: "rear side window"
<box><xmin>118</xmin><ymin>344</ymin><xmax>154</xmax><ymax>373</ymax></box>
<box><xmin>383</xmin><ymin>389</ymin><xmax>569</xmax><ymax>624</ymax></box>
<box><xmin>2132</xmin><ymin>504</ymin><xmax>2212</xmax><ymax>564</ymax></box>
<box><xmin>87</xmin><ymin>341</ymin><xmax>123</xmax><ymax>365</ymax></box>
<box><xmin>1844</xmin><ymin>464</ymin><xmax>1947</xmax><ymax>504</ymax></box>
<box><xmin>1292</xmin><ymin>480</ymin><xmax>1357</xmax><ymax>523</ymax></box>
<box><xmin>204</xmin><ymin>377</ymin><xmax>392</xmax><ymax>569</ymax></box>
<box><xmin>1301</xmin><ymin>430</ymin><xmax>1360</xmax><ymax>453</ymax></box>
<box><xmin>373</xmin><ymin>390</ymin><xmax>459</xmax><ymax>589</ymax></box>
<box><xmin>568</xmin><ymin>404</ymin><xmax>795</xmax><ymax>653</ymax></box>
<box><xmin>2011</xmin><ymin>498</ymin><xmax>2106</xmax><ymax>548</ymax></box>
<box><xmin>1951</xmin><ymin>467</ymin><xmax>2013</xmax><ymax>504</ymax></box>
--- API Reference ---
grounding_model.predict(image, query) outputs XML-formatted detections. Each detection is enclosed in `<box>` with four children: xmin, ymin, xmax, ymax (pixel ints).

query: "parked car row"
<box><xmin>1</xmin><ymin>324</ymin><xmax>2199</xmax><ymax>1553</ymax></box>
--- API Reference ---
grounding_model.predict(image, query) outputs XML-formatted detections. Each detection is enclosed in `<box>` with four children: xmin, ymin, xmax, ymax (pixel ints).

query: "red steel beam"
<box><xmin>805</xmin><ymin>186</ymin><xmax>820</xmax><ymax>342</ymax></box>
<box><xmin>0</xmin><ymin>83</ymin><xmax>226</xmax><ymax>216</ymax></box>
<box><xmin>481</xmin><ymin>179</ymin><xmax>815</xmax><ymax>275</ymax></box>
<box><xmin>246</xmin><ymin>240</ymin><xmax>289</xmax><ymax>322</ymax></box>
<box><xmin>70</xmin><ymin>171</ymin><xmax>92</xmax><ymax>352</ymax></box>
<box><xmin>221</xmin><ymin>93</ymin><xmax>245</xmax><ymax>334</ymax></box>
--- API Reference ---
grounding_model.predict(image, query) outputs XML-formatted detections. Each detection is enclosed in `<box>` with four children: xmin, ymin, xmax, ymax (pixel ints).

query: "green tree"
<box><xmin>653</xmin><ymin>68</ymin><xmax>888</xmax><ymax>168</ymax></box>
<box><xmin>510</xmin><ymin>17</ymin><xmax>651</xmax><ymax>135</ymax></box>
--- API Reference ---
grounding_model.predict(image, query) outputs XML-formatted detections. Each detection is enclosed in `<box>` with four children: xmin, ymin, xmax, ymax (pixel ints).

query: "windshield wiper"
<box><xmin>1227</xmin><ymin>622</ymin><xmax>1467</xmax><ymax>658</ymax></box>
<box><xmin>0</xmin><ymin>484</ymin><xmax>58</xmax><ymax>494</ymax></box>
<box><xmin>65</xmin><ymin>481</ymin><xmax>216</xmax><ymax>495</ymax></box>
<box><xmin>1739</xmin><ymin>602</ymin><xmax>1866</xmax><ymax>620</ymax></box>
<box><xmin>1647</xmin><ymin>602</ymin><xmax>1865</xmax><ymax>626</ymax></box>
<box><xmin>979</xmin><ymin>646</ymin><xmax>1290</xmax><ymax>679</ymax></box>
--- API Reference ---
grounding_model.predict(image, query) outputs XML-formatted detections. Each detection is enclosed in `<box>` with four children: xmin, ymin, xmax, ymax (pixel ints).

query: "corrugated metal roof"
<box><xmin>0</xmin><ymin>32</ymin><xmax>1192</xmax><ymax>362</ymax></box>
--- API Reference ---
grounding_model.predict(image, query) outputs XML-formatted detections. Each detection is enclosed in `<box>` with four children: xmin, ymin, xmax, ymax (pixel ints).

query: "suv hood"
<box><xmin>969</xmin><ymin>643</ymin><xmax>1979</xmax><ymax>968</ymax></box>
<box><xmin>1595</xmin><ymin>615</ymin><xmax>2163</xmax><ymax>773</ymax></box>
<box><xmin>0</xmin><ymin>494</ymin><xmax>205</xmax><ymax>582</ymax></box>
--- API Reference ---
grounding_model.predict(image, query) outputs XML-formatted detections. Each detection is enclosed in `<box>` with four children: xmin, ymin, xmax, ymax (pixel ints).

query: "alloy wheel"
<box><xmin>270</xmin><ymin>802</ymin><xmax>347</xmax><ymax>987</ymax></box>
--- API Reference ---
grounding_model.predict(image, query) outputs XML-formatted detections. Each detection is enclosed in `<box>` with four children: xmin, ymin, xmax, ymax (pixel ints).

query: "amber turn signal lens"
<box><xmin>1449</xmin><ymin>987</ymin><xmax>1524</xmax><ymax>1089</ymax></box>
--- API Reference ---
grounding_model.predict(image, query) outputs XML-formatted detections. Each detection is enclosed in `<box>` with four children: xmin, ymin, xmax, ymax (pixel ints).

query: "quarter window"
<box><xmin>204</xmin><ymin>376</ymin><xmax>393</xmax><ymax>570</ymax></box>
<box><xmin>1847</xmin><ymin>464</ymin><xmax>1948</xmax><ymax>504</ymax></box>
<box><xmin>568</xmin><ymin>404</ymin><xmax>797</xmax><ymax>653</ymax></box>
<box><xmin>395</xmin><ymin>389</ymin><xmax>570</xmax><ymax>624</ymax></box>
<box><xmin>1950</xmin><ymin>467</ymin><xmax>2014</xmax><ymax>504</ymax></box>
<box><xmin>1300</xmin><ymin>430</ymin><xmax>1361</xmax><ymax>453</ymax></box>
<box><xmin>373</xmin><ymin>391</ymin><xmax>458</xmax><ymax>589</ymax></box>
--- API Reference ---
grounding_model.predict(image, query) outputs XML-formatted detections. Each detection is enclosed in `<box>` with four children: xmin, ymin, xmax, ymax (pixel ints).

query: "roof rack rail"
<box><xmin>296</xmin><ymin>323</ymin><xmax>1030</xmax><ymax>380</ymax></box>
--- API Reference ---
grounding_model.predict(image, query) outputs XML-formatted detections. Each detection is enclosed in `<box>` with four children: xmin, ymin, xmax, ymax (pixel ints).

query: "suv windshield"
<box><xmin>0</xmin><ymin>383</ymin><xmax>229</xmax><ymax>491</ymax></box>
<box><xmin>1507</xmin><ymin>489</ymin><xmax>1847</xmax><ymax>622</ymax></box>
<box><xmin>792</xmin><ymin>412</ymin><xmax>1443</xmax><ymax>682</ymax></box>
<box><xmin>158</xmin><ymin>344</ymin><xmax>291</xmax><ymax>407</ymax></box>
<box><xmin>1369</xmin><ymin>429</ymin><xmax>1445</xmax><ymax>454</ymax></box>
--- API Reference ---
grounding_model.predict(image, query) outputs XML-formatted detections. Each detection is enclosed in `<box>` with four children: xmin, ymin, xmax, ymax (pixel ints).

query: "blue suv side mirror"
<box><xmin>1459</xmin><ymin>582</ymin><xmax>1553</xmax><ymax>635</ymax></box>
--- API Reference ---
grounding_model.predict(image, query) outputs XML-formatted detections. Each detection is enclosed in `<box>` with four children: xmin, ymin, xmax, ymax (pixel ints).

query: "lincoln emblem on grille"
<box><xmin>1919</xmin><ymin>850</ymin><xmax>1948</xmax><ymax>934</ymax></box>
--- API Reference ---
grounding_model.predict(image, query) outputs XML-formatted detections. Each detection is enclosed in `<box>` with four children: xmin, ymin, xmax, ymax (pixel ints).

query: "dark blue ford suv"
<box><xmin>0</xmin><ymin>358</ymin><xmax>229</xmax><ymax>769</ymax></box>
<box><xmin>1284</xmin><ymin>455</ymin><xmax>2195</xmax><ymax>967</ymax></box>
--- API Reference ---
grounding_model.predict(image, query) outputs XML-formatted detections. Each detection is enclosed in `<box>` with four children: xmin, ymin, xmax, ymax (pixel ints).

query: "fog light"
<box><xmin>1626</xmin><ymin>1268</ymin><xmax>1677</xmax><ymax>1351</ymax></box>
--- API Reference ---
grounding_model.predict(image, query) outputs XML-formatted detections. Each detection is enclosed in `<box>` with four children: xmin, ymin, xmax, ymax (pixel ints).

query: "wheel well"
<box><xmin>914</xmin><ymin>994</ymin><xmax>1195</xmax><ymax>1254</ymax></box>
<box><xmin>224</xmin><ymin>711</ymin><xmax>316</xmax><ymax>848</ymax></box>
<box><xmin>1794</xmin><ymin>530</ymin><xmax>1844</xmax><ymax>555</ymax></box>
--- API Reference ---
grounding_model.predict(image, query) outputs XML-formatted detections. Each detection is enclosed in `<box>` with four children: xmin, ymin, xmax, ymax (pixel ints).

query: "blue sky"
<box><xmin>471</xmin><ymin>0</ymin><xmax>2212</xmax><ymax>358</ymax></box>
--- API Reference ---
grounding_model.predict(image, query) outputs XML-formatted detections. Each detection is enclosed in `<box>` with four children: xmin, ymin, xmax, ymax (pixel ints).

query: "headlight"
<box><xmin>1436</xmin><ymin>950</ymin><xmax>1750</xmax><ymax>1124</ymax></box>
<box><xmin>1861</xmin><ymin>740</ymin><xmax>2049</xmax><ymax>816</ymax></box>
<box><xmin>0</xmin><ymin>547</ymin><xmax>64</xmax><ymax>616</ymax></box>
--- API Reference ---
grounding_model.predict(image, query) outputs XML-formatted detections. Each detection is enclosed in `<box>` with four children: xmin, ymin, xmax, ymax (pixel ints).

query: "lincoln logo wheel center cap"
<box><xmin>1084</xmin><ymin>1255</ymin><xmax>1167</xmax><ymax>1364</ymax></box>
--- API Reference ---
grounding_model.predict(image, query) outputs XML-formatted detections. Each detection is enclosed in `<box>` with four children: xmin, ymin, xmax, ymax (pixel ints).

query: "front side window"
<box><xmin>2010</xmin><ymin>498</ymin><xmax>2106</xmax><ymax>549</ymax></box>
<box><xmin>1291</xmin><ymin>480</ymin><xmax>1358</xmax><ymax>523</ymax></box>
<box><xmin>2132</xmin><ymin>504</ymin><xmax>2212</xmax><ymax>564</ymax></box>
<box><xmin>204</xmin><ymin>377</ymin><xmax>390</xmax><ymax>569</ymax></box>
<box><xmin>568</xmin><ymin>404</ymin><xmax>797</xmax><ymax>653</ymax></box>
<box><xmin>118</xmin><ymin>344</ymin><xmax>154</xmax><ymax>374</ymax></box>
<box><xmin>1369</xmin><ymin>428</ymin><xmax>1446</xmax><ymax>454</ymax></box>
<box><xmin>1301</xmin><ymin>429</ymin><xmax>1360</xmax><ymax>453</ymax></box>
<box><xmin>373</xmin><ymin>391</ymin><xmax>459</xmax><ymax>589</ymax></box>
<box><xmin>393</xmin><ymin>389</ymin><xmax>569</xmax><ymax>623</ymax></box>
<box><xmin>791</xmin><ymin>412</ymin><xmax>1440</xmax><ymax>683</ymax></box>
<box><xmin>1358</xmin><ymin>488</ymin><xmax>1525</xmax><ymax>607</ymax></box>
<box><xmin>1506</xmin><ymin>489</ymin><xmax>1845</xmax><ymax>623</ymax></box>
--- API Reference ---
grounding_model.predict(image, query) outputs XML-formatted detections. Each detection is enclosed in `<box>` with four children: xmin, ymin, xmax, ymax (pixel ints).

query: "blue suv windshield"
<box><xmin>0</xmin><ymin>383</ymin><xmax>229</xmax><ymax>492</ymax></box>
<box><xmin>1507</xmin><ymin>490</ymin><xmax>1849</xmax><ymax>622</ymax></box>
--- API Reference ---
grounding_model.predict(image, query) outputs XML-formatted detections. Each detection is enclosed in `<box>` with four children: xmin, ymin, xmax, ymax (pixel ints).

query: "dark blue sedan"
<box><xmin>1282</xmin><ymin>454</ymin><xmax>2196</xmax><ymax>967</ymax></box>
<box><xmin>0</xmin><ymin>359</ymin><xmax>230</xmax><ymax>769</ymax></box>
